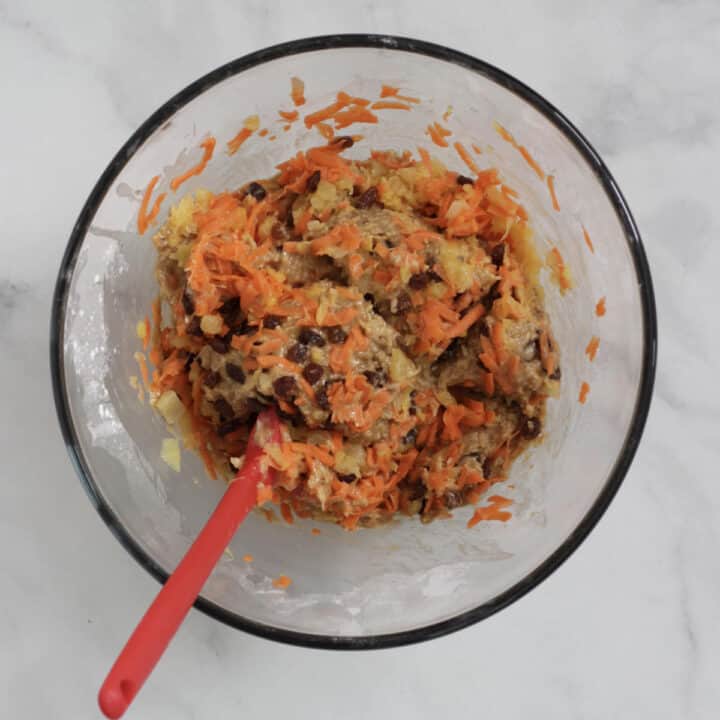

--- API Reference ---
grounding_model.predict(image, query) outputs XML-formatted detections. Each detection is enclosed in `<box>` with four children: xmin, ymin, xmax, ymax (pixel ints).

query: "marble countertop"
<box><xmin>2</xmin><ymin>1</ymin><xmax>719</xmax><ymax>718</ymax></box>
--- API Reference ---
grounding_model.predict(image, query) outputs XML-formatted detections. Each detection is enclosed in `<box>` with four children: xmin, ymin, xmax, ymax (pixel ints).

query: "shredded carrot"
<box><xmin>290</xmin><ymin>76</ymin><xmax>305</xmax><ymax>106</ymax></box>
<box><xmin>547</xmin><ymin>247</ymin><xmax>573</xmax><ymax>292</ymax></box>
<box><xmin>417</xmin><ymin>146</ymin><xmax>433</xmax><ymax>174</ymax></box>
<box><xmin>315</xmin><ymin>121</ymin><xmax>334</xmax><ymax>140</ymax></box>
<box><xmin>268</xmin><ymin>135</ymin><xmax>277</xmax><ymax>141</ymax></box>
<box><xmin>258</xmin><ymin>128</ymin><xmax>269</xmax><ymax>137</ymax></box>
<box><xmin>596</xmin><ymin>296</ymin><xmax>606</xmax><ymax>317</ymax></box>
<box><xmin>547</xmin><ymin>174</ymin><xmax>560</xmax><ymax>211</ymax></box>
<box><xmin>243</xmin><ymin>554</ymin><xmax>254</xmax><ymax>563</ymax></box>
<box><xmin>333</xmin><ymin>106</ymin><xmax>378</xmax><ymax>129</ymax></box>
<box><xmin>311</xmin><ymin>528</ymin><xmax>321</xmax><ymax>536</ymax></box>
<box><xmin>280</xmin><ymin>502</ymin><xmax>294</xmax><ymax>525</ymax></box>
<box><xmin>379</xmin><ymin>85</ymin><xmax>420</xmax><ymax>103</ymax></box>
<box><xmin>141</xmin><ymin>315</ymin><xmax>151</xmax><ymax>351</ymax></box>
<box><xmin>134</xmin><ymin>352</ymin><xmax>150</xmax><ymax>389</ymax></box>
<box><xmin>371</xmin><ymin>100</ymin><xmax>412</xmax><ymax>111</ymax></box>
<box><xmin>137</xmin><ymin>175</ymin><xmax>166</xmax><ymax>234</ymax></box>
<box><xmin>472</xmin><ymin>143</ymin><xmax>482</xmax><ymax>155</ymax></box>
<box><xmin>256</xmin><ymin>482</ymin><xmax>273</xmax><ymax>505</ymax></box>
<box><xmin>494</xmin><ymin>122</ymin><xmax>545</xmax><ymax>181</ymax></box>
<box><xmin>585</xmin><ymin>336</ymin><xmax>600</xmax><ymax>362</ymax></box>
<box><xmin>467</xmin><ymin>495</ymin><xmax>513</xmax><ymax>527</ymax></box>
<box><xmin>453</xmin><ymin>141</ymin><xmax>480</xmax><ymax>176</ymax></box>
<box><xmin>279</xmin><ymin>109</ymin><xmax>299</xmax><ymax>122</ymax></box>
<box><xmin>582</xmin><ymin>225</ymin><xmax>595</xmax><ymax>253</ymax></box>
<box><xmin>170</xmin><ymin>137</ymin><xmax>216</xmax><ymax>192</ymax></box>
<box><xmin>272</xmin><ymin>575</ymin><xmax>292</xmax><ymax>589</ymax></box>
<box><xmin>579</xmin><ymin>381</ymin><xmax>591</xmax><ymax>404</ymax></box>
<box><xmin>427</xmin><ymin>121</ymin><xmax>451</xmax><ymax>148</ymax></box>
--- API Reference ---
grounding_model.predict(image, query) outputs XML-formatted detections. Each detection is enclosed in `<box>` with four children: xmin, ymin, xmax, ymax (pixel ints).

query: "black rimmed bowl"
<box><xmin>51</xmin><ymin>35</ymin><xmax>656</xmax><ymax>649</ymax></box>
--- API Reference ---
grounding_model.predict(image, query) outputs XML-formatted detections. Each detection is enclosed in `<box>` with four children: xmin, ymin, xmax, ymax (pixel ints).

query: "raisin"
<box><xmin>208</xmin><ymin>336</ymin><xmax>229</xmax><ymax>354</ymax></box>
<box><xmin>247</xmin><ymin>182</ymin><xmax>266</xmax><ymax>201</ymax></box>
<box><xmin>337</xmin><ymin>473</ymin><xmax>356</xmax><ymax>483</ymax></box>
<box><xmin>204</xmin><ymin>370</ymin><xmax>221</xmax><ymax>388</ymax></box>
<box><xmin>302</xmin><ymin>362</ymin><xmax>324</xmax><ymax>385</ymax></box>
<box><xmin>427</xmin><ymin>268</ymin><xmax>443</xmax><ymax>282</ymax></box>
<box><xmin>263</xmin><ymin>315</ymin><xmax>283</xmax><ymax>329</ymax></box>
<box><xmin>233</xmin><ymin>323</ymin><xmax>257</xmax><ymax>336</ymax></box>
<box><xmin>456</xmin><ymin>175</ymin><xmax>474</xmax><ymax>186</ymax></box>
<box><xmin>403</xmin><ymin>428</ymin><xmax>418</xmax><ymax>446</ymax></box>
<box><xmin>482</xmin><ymin>280</ymin><xmax>501</xmax><ymax>310</ymax></box>
<box><xmin>315</xmin><ymin>386</ymin><xmax>330</xmax><ymax>409</ymax></box>
<box><xmin>273</xmin><ymin>376</ymin><xmax>298</xmax><ymax>400</ymax></box>
<box><xmin>276</xmin><ymin>191</ymin><xmax>298</xmax><ymax>224</ymax></box>
<box><xmin>354</xmin><ymin>186</ymin><xmax>379</xmax><ymax>209</ymax></box>
<box><xmin>225</xmin><ymin>363</ymin><xmax>246</xmax><ymax>383</ymax></box>
<box><xmin>298</xmin><ymin>328</ymin><xmax>326</xmax><ymax>347</ymax></box>
<box><xmin>213</xmin><ymin>397</ymin><xmax>234</xmax><ymax>421</ymax></box>
<box><xmin>306</xmin><ymin>170</ymin><xmax>321</xmax><ymax>193</ymax></box>
<box><xmin>550</xmin><ymin>366</ymin><xmax>562</xmax><ymax>380</ymax></box>
<box><xmin>331</xmin><ymin>135</ymin><xmax>354</xmax><ymax>149</ymax></box>
<box><xmin>286</xmin><ymin>343</ymin><xmax>309</xmax><ymax>363</ymax></box>
<box><xmin>444</xmin><ymin>490</ymin><xmax>463</xmax><ymax>509</ymax></box>
<box><xmin>490</xmin><ymin>243</ymin><xmax>505</xmax><ymax>267</ymax></box>
<box><xmin>217</xmin><ymin>418</ymin><xmax>244</xmax><ymax>437</ymax></box>
<box><xmin>325</xmin><ymin>325</ymin><xmax>348</xmax><ymax>344</ymax></box>
<box><xmin>363</xmin><ymin>370</ymin><xmax>386</xmax><ymax>387</ymax></box>
<box><xmin>186</xmin><ymin>316</ymin><xmax>203</xmax><ymax>336</ymax></box>
<box><xmin>482</xmin><ymin>457</ymin><xmax>494</xmax><ymax>478</ymax></box>
<box><xmin>218</xmin><ymin>297</ymin><xmax>240</xmax><ymax>322</ymax></box>
<box><xmin>183</xmin><ymin>352</ymin><xmax>196</xmax><ymax>371</ymax></box>
<box><xmin>395</xmin><ymin>292</ymin><xmax>412</xmax><ymax>314</ymax></box>
<box><xmin>520</xmin><ymin>415</ymin><xmax>542</xmax><ymax>439</ymax></box>
<box><xmin>409</xmin><ymin>272</ymin><xmax>430</xmax><ymax>290</ymax></box>
<box><xmin>181</xmin><ymin>290</ymin><xmax>195</xmax><ymax>316</ymax></box>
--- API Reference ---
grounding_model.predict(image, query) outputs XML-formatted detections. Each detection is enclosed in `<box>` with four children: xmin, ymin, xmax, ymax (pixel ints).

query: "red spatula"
<box><xmin>98</xmin><ymin>408</ymin><xmax>281</xmax><ymax>719</ymax></box>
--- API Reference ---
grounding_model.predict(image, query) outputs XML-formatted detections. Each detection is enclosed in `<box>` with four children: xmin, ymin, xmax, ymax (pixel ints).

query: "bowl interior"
<box><xmin>56</xmin><ymin>40</ymin><xmax>652</xmax><ymax>644</ymax></box>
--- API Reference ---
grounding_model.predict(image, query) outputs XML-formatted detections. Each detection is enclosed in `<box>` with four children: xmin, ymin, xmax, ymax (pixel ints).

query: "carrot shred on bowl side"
<box><xmin>494</xmin><ymin>122</ymin><xmax>545</xmax><ymax>181</ymax></box>
<box><xmin>273</xmin><ymin>575</ymin><xmax>292</xmax><ymax>589</ymax></box>
<box><xmin>596</xmin><ymin>296</ymin><xmax>606</xmax><ymax>316</ymax></box>
<box><xmin>137</xmin><ymin>175</ymin><xmax>166</xmax><ymax>234</ymax></box>
<box><xmin>546</xmin><ymin>174</ymin><xmax>560</xmax><ymax>211</ymax></box>
<box><xmin>290</xmin><ymin>76</ymin><xmax>305</xmax><ymax>107</ymax></box>
<box><xmin>467</xmin><ymin>495</ymin><xmax>513</xmax><ymax>528</ymax></box>
<box><xmin>578</xmin><ymin>381</ymin><xmax>591</xmax><ymax>404</ymax></box>
<box><xmin>170</xmin><ymin>137</ymin><xmax>216</xmax><ymax>192</ymax></box>
<box><xmin>585</xmin><ymin>336</ymin><xmax>600</xmax><ymax>361</ymax></box>
<box><xmin>582</xmin><ymin>225</ymin><xmax>595</xmax><ymax>253</ymax></box>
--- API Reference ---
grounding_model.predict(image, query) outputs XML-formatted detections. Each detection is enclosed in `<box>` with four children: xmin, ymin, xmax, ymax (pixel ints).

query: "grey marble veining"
<box><xmin>1</xmin><ymin>1</ymin><xmax>719</xmax><ymax>718</ymax></box>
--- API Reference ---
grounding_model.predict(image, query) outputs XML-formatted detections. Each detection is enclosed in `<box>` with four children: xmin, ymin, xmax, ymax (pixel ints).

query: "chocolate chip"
<box><xmin>204</xmin><ymin>370</ymin><xmax>221</xmax><ymax>388</ymax></box>
<box><xmin>444</xmin><ymin>490</ymin><xmax>463</xmax><ymax>509</ymax></box>
<box><xmin>302</xmin><ymin>362</ymin><xmax>324</xmax><ymax>385</ymax></box>
<box><xmin>286</xmin><ymin>343</ymin><xmax>309</xmax><ymax>363</ymax></box>
<box><xmin>181</xmin><ymin>290</ymin><xmax>195</xmax><ymax>316</ymax></box>
<box><xmin>306</xmin><ymin>170</ymin><xmax>321</xmax><ymax>193</ymax></box>
<box><xmin>456</xmin><ymin>175</ymin><xmax>474</xmax><ymax>186</ymax></box>
<box><xmin>325</xmin><ymin>325</ymin><xmax>348</xmax><ymax>344</ymax></box>
<box><xmin>520</xmin><ymin>415</ymin><xmax>542</xmax><ymax>439</ymax></box>
<box><xmin>298</xmin><ymin>328</ymin><xmax>326</xmax><ymax>347</ymax></box>
<box><xmin>337</xmin><ymin>473</ymin><xmax>356</xmax><ymax>483</ymax></box>
<box><xmin>273</xmin><ymin>376</ymin><xmax>297</xmax><ymax>400</ymax></box>
<box><xmin>315</xmin><ymin>386</ymin><xmax>330</xmax><ymax>409</ymax></box>
<box><xmin>409</xmin><ymin>272</ymin><xmax>430</xmax><ymax>290</ymax></box>
<box><xmin>363</xmin><ymin>370</ymin><xmax>386</xmax><ymax>387</ymax></box>
<box><xmin>490</xmin><ymin>243</ymin><xmax>505</xmax><ymax>267</ymax></box>
<box><xmin>247</xmin><ymin>182</ymin><xmax>266</xmax><ymax>201</ymax></box>
<box><xmin>208</xmin><ymin>336</ymin><xmax>229</xmax><ymax>354</ymax></box>
<box><xmin>225</xmin><ymin>363</ymin><xmax>246</xmax><ymax>383</ymax></box>
<box><xmin>354</xmin><ymin>186</ymin><xmax>379</xmax><ymax>209</ymax></box>
<box><xmin>217</xmin><ymin>418</ymin><xmax>244</xmax><ymax>437</ymax></box>
<box><xmin>331</xmin><ymin>135</ymin><xmax>354</xmax><ymax>149</ymax></box>
<box><xmin>263</xmin><ymin>314</ymin><xmax>283</xmax><ymax>329</ymax></box>
<box><xmin>395</xmin><ymin>292</ymin><xmax>412</xmax><ymax>314</ymax></box>
<box><xmin>213</xmin><ymin>397</ymin><xmax>234</xmax><ymax>421</ymax></box>
<box><xmin>186</xmin><ymin>316</ymin><xmax>203</xmax><ymax>336</ymax></box>
<box><xmin>403</xmin><ymin>428</ymin><xmax>418</xmax><ymax>446</ymax></box>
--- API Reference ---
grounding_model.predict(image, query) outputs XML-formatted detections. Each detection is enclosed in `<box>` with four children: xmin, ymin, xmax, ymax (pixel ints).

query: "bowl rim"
<box><xmin>50</xmin><ymin>33</ymin><xmax>657</xmax><ymax>650</ymax></box>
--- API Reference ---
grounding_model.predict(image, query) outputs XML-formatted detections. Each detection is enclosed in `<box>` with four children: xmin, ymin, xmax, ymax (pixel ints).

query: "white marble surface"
<box><xmin>1</xmin><ymin>1</ymin><xmax>719</xmax><ymax>718</ymax></box>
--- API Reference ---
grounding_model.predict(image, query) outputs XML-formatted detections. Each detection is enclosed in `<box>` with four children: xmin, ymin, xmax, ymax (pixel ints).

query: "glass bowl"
<box><xmin>51</xmin><ymin>35</ymin><xmax>656</xmax><ymax>649</ymax></box>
